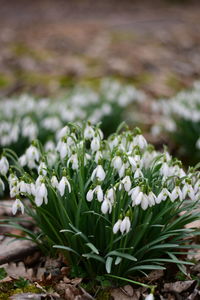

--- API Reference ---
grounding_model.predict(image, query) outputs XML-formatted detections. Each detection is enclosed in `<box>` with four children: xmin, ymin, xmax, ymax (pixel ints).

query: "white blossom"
<box><xmin>12</xmin><ymin>199</ymin><xmax>24</xmax><ymax>215</ymax></box>
<box><xmin>0</xmin><ymin>156</ymin><xmax>9</xmax><ymax>176</ymax></box>
<box><xmin>58</xmin><ymin>176</ymin><xmax>71</xmax><ymax>196</ymax></box>
<box><xmin>120</xmin><ymin>216</ymin><xmax>131</xmax><ymax>234</ymax></box>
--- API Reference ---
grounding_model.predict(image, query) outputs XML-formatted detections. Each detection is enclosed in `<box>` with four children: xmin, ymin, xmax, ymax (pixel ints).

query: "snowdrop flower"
<box><xmin>51</xmin><ymin>175</ymin><xmax>59</xmax><ymax>188</ymax></box>
<box><xmin>19</xmin><ymin>154</ymin><xmax>27</xmax><ymax>167</ymax></box>
<box><xmin>121</xmin><ymin>176</ymin><xmax>132</xmax><ymax>192</ymax></box>
<box><xmin>57</xmin><ymin>141</ymin><xmax>68</xmax><ymax>159</ymax></box>
<box><xmin>120</xmin><ymin>216</ymin><xmax>131</xmax><ymax>234</ymax></box>
<box><xmin>91</xmin><ymin>165</ymin><xmax>106</xmax><ymax>182</ymax></box>
<box><xmin>95</xmin><ymin>151</ymin><xmax>103</xmax><ymax>163</ymax></box>
<box><xmin>134</xmin><ymin>167</ymin><xmax>143</xmax><ymax>178</ymax></box>
<box><xmin>135</xmin><ymin>191</ymin><xmax>144</xmax><ymax>205</ymax></box>
<box><xmin>58</xmin><ymin>176</ymin><xmax>71</xmax><ymax>196</ymax></box>
<box><xmin>112</xmin><ymin>156</ymin><xmax>123</xmax><ymax>170</ymax></box>
<box><xmin>0</xmin><ymin>156</ymin><xmax>9</xmax><ymax>176</ymax></box>
<box><xmin>101</xmin><ymin>198</ymin><xmax>112</xmax><ymax>214</ymax></box>
<box><xmin>12</xmin><ymin>199</ymin><xmax>24</xmax><ymax>215</ymax></box>
<box><xmin>67</xmin><ymin>154</ymin><xmax>79</xmax><ymax>170</ymax></box>
<box><xmin>91</xmin><ymin>137</ymin><xmax>101</xmax><ymax>152</ymax></box>
<box><xmin>141</xmin><ymin>194</ymin><xmax>149</xmax><ymax>210</ymax></box>
<box><xmin>182</xmin><ymin>183</ymin><xmax>195</xmax><ymax>200</ymax></box>
<box><xmin>35</xmin><ymin>183</ymin><xmax>48</xmax><ymax>206</ymax></box>
<box><xmin>26</xmin><ymin>145</ymin><xmax>40</xmax><ymax>162</ymax></box>
<box><xmin>84</xmin><ymin>124</ymin><xmax>95</xmax><ymax>140</ymax></box>
<box><xmin>133</xmin><ymin>134</ymin><xmax>147</xmax><ymax>149</ymax></box>
<box><xmin>95</xmin><ymin>185</ymin><xmax>104</xmax><ymax>202</ymax></box>
<box><xmin>145</xmin><ymin>294</ymin><xmax>154</xmax><ymax>300</ymax></box>
<box><xmin>38</xmin><ymin>162</ymin><xmax>47</xmax><ymax>176</ymax></box>
<box><xmin>113</xmin><ymin>219</ymin><xmax>122</xmax><ymax>234</ymax></box>
<box><xmin>86</xmin><ymin>189</ymin><xmax>94</xmax><ymax>202</ymax></box>
<box><xmin>57</xmin><ymin>126</ymin><xmax>70</xmax><ymax>140</ymax></box>
<box><xmin>106</xmin><ymin>187</ymin><xmax>115</xmax><ymax>203</ymax></box>
<box><xmin>170</xmin><ymin>186</ymin><xmax>183</xmax><ymax>202</ymax></box>
<box><xmin>156</xmin><ymin>188</ymin><xmax>170</xmax><ymax>204</ymax></box>
<box><xmin>19</xmin><ymin>180</ymin><xmax>28</xmax><ymax>193</ymax></box>
<box><xmin>160</xmin><ymin>162</ymin><xmax>171</xmax><ymax>178</ymax></box>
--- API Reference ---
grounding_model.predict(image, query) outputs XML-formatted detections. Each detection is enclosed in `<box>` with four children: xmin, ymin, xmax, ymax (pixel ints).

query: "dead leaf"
<box><xmin>163</xmin><ymin>280</ymin><xmax>196</xmax><ymax>293</ymax></box>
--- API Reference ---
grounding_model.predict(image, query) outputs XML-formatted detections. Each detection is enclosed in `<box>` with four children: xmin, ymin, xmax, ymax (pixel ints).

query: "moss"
<box><xmin>0</xmin><ymin>283</ymin><xmax>41</xmax><ymax>300</ymax></box>
<box><xmin>0</xmin><ymin>73</ymin><xmax>11</xmax><ymax>88</ymax></box>
<box><xmin>11</xmin><ymin>43</ymin><xmax>49</xmax><ymax>61</ymax></box>
<box><xmin>96</xmin><ymin>289</ymin><xmax>112</xmax><ymax>300</ymax></box>
<box><xmin>166</xmin><ymin>74</ymin><xmax>185</xmax><ymax>92</ymax></box>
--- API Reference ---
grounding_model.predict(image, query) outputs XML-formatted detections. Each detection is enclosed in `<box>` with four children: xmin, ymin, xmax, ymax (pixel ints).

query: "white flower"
<box><xmin>141</xmin><ymin>194</ymin><xmax>149</xmax><ymax>210</ymax></box>
<box><xmin>120</xmin><ymin>216</ymin><xmax>131</xmax><ymax>234</ymax></box>
<box><xmin>19</xmin><ymin>154</ymin><xmax>27</xmax><ymax>167</ymax></box>
<box><xmin>107</xmin><ymin>188</ymin><xmax>115</xmax><ymax>203</ymax></box>
<box><xmin>134</xmin><ymin>168</ymin><xmax>143</xmax><ymax>179</ymax></box>
<box><xmin>0</xmin><ymin>156</ymin><xmax>9</xmax><ymax>176</ymax></box>
<box><xmin>91</xmin><ymin>137</ymin><xmax>100</xmax><ymax>152</ymax></box>
<box><xmin>95</xmin><ymin>185</ymin><xmax>104</xmax><ymax>202</ymax></box>
<box><xmin>129</xmin><ymin>185</ymin><xmax>140</xmax><ymax>198</ymax></box>
<box><xmin>145</xmin><ymin>293</ymin><xmax>154</xmax><ymax>300</ymax></box>
<box><xmin>86</xmin><ymin>189</ymin><xmax>94</xmax><ymax>202</ymax></box>
<box><xmin>170</xmin><ymin>186</ymin><xmax>183</xmax><ymax>202</ymax></box>
<box><xmin>113</xmin><ymin>219</ymin><xmax>122</xmax><ymax>234</ymax></box>
<box><xmin>160</xmin><ymin>162</ymin><xmax>170</xmax><ymax>178</ymax></box>
<box><xmin>26</xmin><ymin>145</ymin><xmax>40</xmax><ymax>162</ymax></box>
<box><xmin>156</xmin><ymin>188</ymin><xmax>170</xmax><ymax>204</ymax></box>
<box><xmin>19</xmin><ymin>181</ymin><xmax>28</xmax><ymax>193</ymax></box>
<box><xmin>91</xmin><ymin>165</ymin><xmax>106</xmax><ymax>182</ymax></box>
<box><xmin>112</xmin><ymin>156</ymin><xmax>123</xmax><ymax>170</ymax></box>
<box><xmin>133</xmin><ymin>134</ymin><xmax>147</xmax><ymax>149</ymax></box>
<box><xmin>118</xmin><ymin>164</ymin><xmax>126</xmax><ymax>178</ymax></box>
<box><xmin>121</xmin><ymin>176</ymin><xmax>131</xmax><ymax>192</ymax></box>
<box><xmin>182</xmin><ymin>183</ymin><xmax>195</xmax><ymax>200</ymax></box>
<box><xmin>84</xmin><ymin>125</ymin><xmax>95</xmax><ymax>140</ymax></box>
<box><xmin>57</xmin><ymin>126</ymin><xmax>70</xmax><ymax>140</ymax></box>
<box><xmin>51</xmin><ymin>175</ymin><xmax>59</xmax><ymax>188</ymax></box>
<box><xmin>35</xmin><ymin>183</ymin><xmax>48</xmax><ymax>206</ymax></box>
<box><xmin>58</xmin><ymin>176</ymin><xmax>71</xmax><ymax>196</ymax></box>
<box><xmin>135</xmin><ymin>191</ymin><xmax>144</xmax><ymax>205</ymax></box>
<box><xmin>101</xmin><ymin>198</ymin><xmax>112</xmax><ymax>214</ymax></box>
<box><xmin>68</xmin><ymin>154</ymin><xmax>79</xmax><ymax>170</ymax></box>
<box><xmin>12</xmin><ymin>199</ymin><xmax>24</xmax><ymax>215</ymax></box>
<box><xmin>38</xmin><ymin>162</ymin><xmax>47</xmax><ymax>176</ymax></box>
<box><xmin>95</xmin><ymin>151</ymin><xmax>103</xmax><ymax>163</ymax></box>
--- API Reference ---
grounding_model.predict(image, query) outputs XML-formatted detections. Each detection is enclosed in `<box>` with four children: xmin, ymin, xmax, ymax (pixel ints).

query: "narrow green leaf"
<box><xmin>106</xmin><ymin>257</ymin><xmax>113</xmax><ymax>274</ymax></box>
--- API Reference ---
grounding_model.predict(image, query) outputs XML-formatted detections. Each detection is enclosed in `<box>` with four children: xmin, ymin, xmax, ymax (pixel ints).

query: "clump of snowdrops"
<box><xmin>0</xmin><ymin>79</ymin><xmax>144</xmax><ymax>156</ymax></box>
<box><xmin>151</xmin><ymin>82</ymin><xmax>200</xmax><ymax>163</ymax></box>
<box><xmin>1</xmin><ymin>123</ymin><xmax>200</xmax><ymax>279</ymax></box>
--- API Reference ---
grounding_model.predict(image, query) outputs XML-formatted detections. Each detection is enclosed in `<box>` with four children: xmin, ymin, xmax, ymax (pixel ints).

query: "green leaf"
<box><xmin>53</xmin><ymin>245</ymin><xmax>80</xmax><ymax>256</ymax></box>
<box><xmin>86</xmin><ymin>243</ymin><xmax>99</xmax><ymax>254</ymax></box>
<box><xmin>106</xmin><ymin>257</ymin><xmax>113</xmax><ymax>274</ymax></box>
<box><xmin>106</xmin><ymin>251</ymin><xmax>137</xmax><ymax>261</ymax></box>
<box><xmin>82</xmin><ymin>253</ymin><xmax>105</xmax><ymax>263</ymax></box>
<box><xmin>127</xmin><ymin>265</ymin><xmax>166</xmax><ymax>272</ymax></box>
<box><xmin>0</xmin><ymin>268</ymin><xmax>7</xmax><ymax>280</ymax></box>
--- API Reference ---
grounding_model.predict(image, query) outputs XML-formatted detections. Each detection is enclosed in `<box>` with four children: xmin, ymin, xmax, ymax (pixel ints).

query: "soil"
<box><xmin>0</xmin><ymin>0</ymin><xmax>200</xmax><ymax>97</ymax></box>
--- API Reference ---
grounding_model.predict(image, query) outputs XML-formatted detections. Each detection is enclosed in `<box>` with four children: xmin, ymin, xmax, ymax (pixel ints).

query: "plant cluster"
<box><xmin>151</xmin><ymin>82</ymin><xmax>200</xmax><ymax>163</ymax></box>
<box><xmin>1</xmin><ymin>123</ymin><xmax>200</xmax><ymax>280</ymax></box>
<box><xmin>0</xmin><ymin>79</ymin><xmax>144</xmax><ymax>156</ymax></box>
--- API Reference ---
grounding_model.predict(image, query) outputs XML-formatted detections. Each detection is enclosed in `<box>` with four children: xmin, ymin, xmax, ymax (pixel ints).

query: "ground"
<box><xmin>0</xmin><ymin>0</ymin><xmax>200</xmax><ymax>97</ymax></box>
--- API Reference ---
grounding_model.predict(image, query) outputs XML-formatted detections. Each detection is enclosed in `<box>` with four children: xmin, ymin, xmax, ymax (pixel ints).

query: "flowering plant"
<box><xmin>151</xmin><ymin>82</ymin><xmax>200</xmax><ymax>163</ymax></box>
<box><xmin>1</xmin><ymin>123</ymin><xmax>200</xmax><ymax>279</ymax></box>
<box><xmin>0</xmin><ymin>79</ymin><xmax>144</xmax><ymax>156</ymax></box>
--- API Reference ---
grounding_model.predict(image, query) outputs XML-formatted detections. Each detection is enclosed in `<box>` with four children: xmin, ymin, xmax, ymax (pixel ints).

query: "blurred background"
<box><xmin>0</xmin><ymin>0</ymin><xmax>200</xmax><ymax>98</ymax></box>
